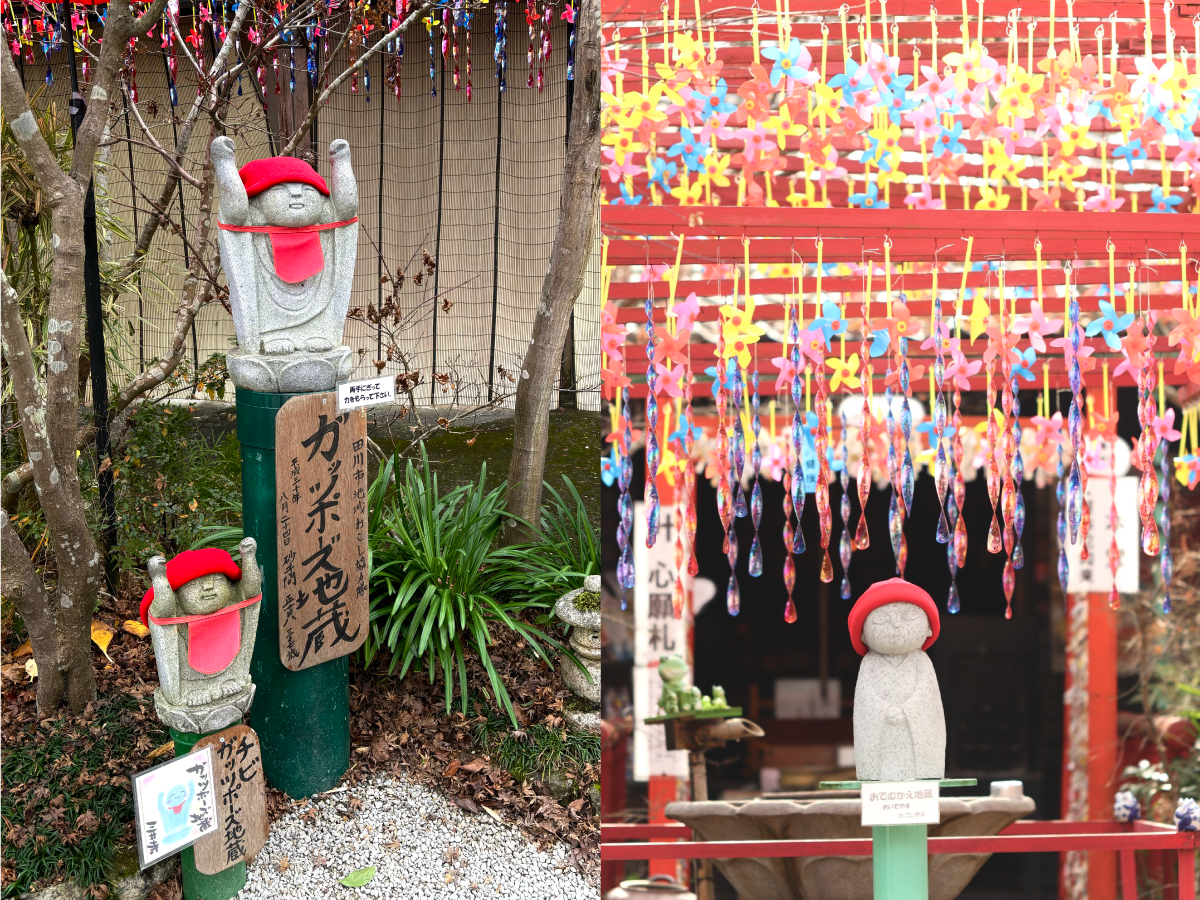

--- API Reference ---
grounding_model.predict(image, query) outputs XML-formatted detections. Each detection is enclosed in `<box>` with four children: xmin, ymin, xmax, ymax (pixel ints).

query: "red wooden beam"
<box><xmin>607</xmin><ymin>266</ymin><xmax>1186</xmax><ymax>303</ymax></box>
<box><xmin>604</xmin><ymin>0</ymin><xmax>1200</xmax><ymax>22</ymax></box>
<box><xmin>601</xmin><ymin>208</ymin><xmax>1199</xmax><ymax>264</ymax></box>
<box><xmin>610</xmin><ymin>297</ymin><xmax>1185</xmax><ymax>320</ymax></box>
<box><xmin>600</xmin><ymin>829</ymin><xmax>1199</xmax><ymax>861</ymax></box>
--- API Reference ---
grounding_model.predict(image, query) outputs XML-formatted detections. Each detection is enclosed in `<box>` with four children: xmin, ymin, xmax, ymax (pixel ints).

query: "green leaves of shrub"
<box><xmin>364</xmin><ymin>446</ymin><xmax>569</xmax><ymax>726</ymax></box>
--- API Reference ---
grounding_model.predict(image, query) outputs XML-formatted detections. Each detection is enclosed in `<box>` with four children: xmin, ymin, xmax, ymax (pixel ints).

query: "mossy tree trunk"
<box><xmin>503</xmin><ymin>0</ymin><xmax>601</xmax><ymax>545</ymax></box>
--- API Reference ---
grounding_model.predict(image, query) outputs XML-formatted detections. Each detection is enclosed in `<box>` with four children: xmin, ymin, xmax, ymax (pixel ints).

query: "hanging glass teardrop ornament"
<box><xmin>1160</xmin><ymin>436</ymin><xmax>1172</xmax><ymax>612</ymax></box>
<box><xmin>790</xmin><ymin>330</ymin><xmax>806</xmax><ymax>556</ymax></box>
<box><xmin>953</xmin><ymin>386</ymin><xmax>968</xmax><ymax>568</ymax></box>
<box><xmin>856</xmin><ymin>292</ymin><xmax>872</xmax><ymax>550</ymax></box>
<box><xmin>985</xmin><ymin>356</ymin><xmax>1003</xmax><ymax>553</ymax></box>
<box><xmin>1067</xmin><ymin>270</ymin><xmax>1084</xmax><ymax>545</ymax></box>
<box><xmin>749</xmin><ymin>369</ymin><xmax>763</xmax><ymax>576</ymax></box>
<box><xmin>839</xmin><ymin>406</ymin><xmax>852</xmax><ymax>599</ymax></box>
<box><xmin>885</xmin><ymin>377</ymin><xmax>903</xmax><ymax>574</ymax></box>
<box><xmin>783</xmin><ymin>454</ymin><xmax>797</xmax><ymax>621</ymax></box>
<box><xmin>933</xmin><ymin>288</ymin><xmax>951</xmax><ymax>544</ymax></box>
<box><xmin>726</xmin><ymin>424</ymin><xmax>741</xmax><ymax>616</ymax></box>
<box><xmin>685</xmin><ymin>387</ymin><xmax>699</xmax><ymax>576</ymax></box>
<box><xmin>617</xmin><ymin>384</ymin><xmax>635</xmax><ymax>605</ymax></box>
<box><xmin>1012</xmin><ymin>379</ymin><xmax>1026</xmax><ymax>571</ymax></box>
<box><xmin>898</xmin><ymin>332</ymin><xmax>915</xmax><ymax>516</ymax></box>
<box><xmin>716</xmin><ymin>329</ymin><xmax>732</xmax><ymax>554</ymax></box>
<box><xmin>732</xmin><ymin>359</ymin><xmax>748</xmax><ymax>518</ymax></box>
<box><xmin>644</xmin><ymin>288</ymin><xmax>660</xmax><ymax>547</ymax></box>
<box><xmin>1056</xmin><ymin>443</ymin><xmax>1070</xmax><ymax>600</ymax></box>
<box><xmin>815</xmin><ymin>359</ymin><xmax>834</xmax><ymax>582</ymax></box>
<box><xmin>946</xmin><ymin>445</ymin><xmax>961</xmax><ymax>613</ymax></box>
<box><xmin>1079</xmin><ymin>460</ymin><xmax>1091</xmax><ymax>562</ymax></box>
<box><xmin>1137</xmin><ymin>335</ymin><xmax>1160</xmax><ymax>555</ymax></box>
<box><xmin>495</xmin><ymin>0</ymin><xmax>508</xmax><ymax>91</ymax></box>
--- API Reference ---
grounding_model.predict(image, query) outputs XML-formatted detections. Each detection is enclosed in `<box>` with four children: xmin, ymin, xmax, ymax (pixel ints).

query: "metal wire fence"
<box><xmin>10</xmin><ymin>7</ymin><xmax>599</xmax><ymax>411</ymax></box>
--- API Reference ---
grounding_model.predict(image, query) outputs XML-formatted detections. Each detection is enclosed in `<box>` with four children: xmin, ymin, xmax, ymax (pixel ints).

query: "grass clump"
<box><xmin>1</xmin><ymin>695</ymin><xmax>168</xmax><ymax>897</ymax></box>
<box><xmin>473</xmin><ymin>711</ymin><xmax>600</xmax><ymax>783</ymax></box>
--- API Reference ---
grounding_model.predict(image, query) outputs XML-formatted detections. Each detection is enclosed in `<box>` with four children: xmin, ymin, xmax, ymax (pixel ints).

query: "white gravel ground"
<box><xmin>236</xmin><ymin>774</ymin><xmax>595</xmax><ymax>900</ymax></box>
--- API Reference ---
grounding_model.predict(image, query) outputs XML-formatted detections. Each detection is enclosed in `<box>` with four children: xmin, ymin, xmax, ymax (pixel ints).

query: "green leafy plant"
<box><xmin>472</xmin><ymin>709</ymin><xmax>600</xmax><ymax>782</ymax></box>
<box><xmin>365</xmin><ymin>447</ymin><xmax>569</xmax><ymax>725</ymax></box>
<box><xmin>493</xmin><ymin>476</ymin><xmax>599</xmax><ymax>609</ymax></box>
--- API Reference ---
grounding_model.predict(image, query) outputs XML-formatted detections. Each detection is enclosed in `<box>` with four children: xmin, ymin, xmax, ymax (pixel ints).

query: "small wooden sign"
<box><xmin>191</xmin><ymin>725</ymin><xmax>268</xmax><ymax>874</ymax></box>
<box><xmin>276</xmin><ymin>392</ymin><xmax>369</xmax><ymax>671</ymax></box>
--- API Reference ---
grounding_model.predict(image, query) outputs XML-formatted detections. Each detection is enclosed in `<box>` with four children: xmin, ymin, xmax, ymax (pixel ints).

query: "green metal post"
<box><xmin>237</xmin><ymin>387</ymin><xmax>350</xmax><ymax>797</ymax></box>
<box><xmin>169</xmin><ymin>727</ymin><xmax>246</xmax><ymax>900</ymax></box>
<box><xmin>871</xmin><ymin>824</ymin><xmax>929</xmax><ymax>900</ymax></box>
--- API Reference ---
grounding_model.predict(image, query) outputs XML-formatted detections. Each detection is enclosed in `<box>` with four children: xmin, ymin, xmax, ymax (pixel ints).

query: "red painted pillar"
<box><xmin>1087</xmin><ymin>592</ymin><xmax>1119</xmax><ymax>900</ymax></box>
<box><xmin>648</xmin><ymin>775</ymin><xmax>686</xmax><ymax>882</ymax></box>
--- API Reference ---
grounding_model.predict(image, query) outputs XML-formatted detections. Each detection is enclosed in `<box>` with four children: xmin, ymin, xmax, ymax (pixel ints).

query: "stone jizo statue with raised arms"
<box><xmin>212</xmin><ymin>137</ymin><xmax>359</xmax><ymax>393</ymax></box>
<box><xmin>142</xmin><ymin>541</ymin><xmax>263</xmax><ymax>734</ymax></box>
<box><xmin>849</xmin><ymin>578</ymin><xmax>946</xmax><ymax>782</ymax></box>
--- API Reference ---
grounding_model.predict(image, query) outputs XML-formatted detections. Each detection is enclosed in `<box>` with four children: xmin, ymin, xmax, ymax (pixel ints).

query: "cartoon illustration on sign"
<box><xmin>157</xmin><ymin>780</ymin><xmax>196</xmax><ymax>844</ymax></box>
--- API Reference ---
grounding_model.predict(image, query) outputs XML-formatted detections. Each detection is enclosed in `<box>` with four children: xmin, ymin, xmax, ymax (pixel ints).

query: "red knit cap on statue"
<box><xmin>846</xmin><ymin>578</ymin><xmax>940</xmax><ymax>656</ymax></box>
<box><xmin>238</xmin><ymin>156</ymin><xmax>330</xmax><ymax>198</ymax></box>
<box><xmin>139</xmin><ymin>548</ymin><xmax>243</xmax><ymax>627</ymax></box>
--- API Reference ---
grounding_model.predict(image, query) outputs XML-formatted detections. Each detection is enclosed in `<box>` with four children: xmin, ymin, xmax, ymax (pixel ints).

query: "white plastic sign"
<box><xmin>860</xmin><ymin>781</ymin><xmax>941</xmax><ymax>826</ymax></box>
<box><xmin>132</xmin><ymin>747</ymin><xmax>219</xmax><ymax>869</ymax></box>
<box><xmin>337</xmin><ymin>376</ymin><xmax>396</xmax><ymax>412</ymax></box>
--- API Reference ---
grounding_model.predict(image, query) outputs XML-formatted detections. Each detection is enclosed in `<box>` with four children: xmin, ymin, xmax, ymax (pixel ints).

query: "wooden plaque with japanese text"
<box><xmin>192</xmin><ymin>725</ymin><xmax>268</xmax><ymax>874</ymax></box>
<box><xmin>275</xmin><ymin>392</ymin><xmax>369</xmax><ymax>671</ymax></box>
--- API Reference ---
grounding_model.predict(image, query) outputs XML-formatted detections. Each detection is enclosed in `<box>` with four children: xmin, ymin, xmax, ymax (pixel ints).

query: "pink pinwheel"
<box><xmin>906</xmin><ymin>103</ymin><xmax>941</xmax><ymax>140</ymax></box>
<box><xmin>1032</xmin><ymin>411</ymin><xmax>1066</xmax><ymax>448</ymax></box>
<box><xmin>654</xmin><ymin>360</ymin><xmax>688</xmax><ymax>398</ymax></box>
<box><xmin>763</xmin><ymin>441</ymin><xmax>787</xmax><ymax>481</ymax></box>
<box><xmin>1012</xmin><ymin>301</ymin><xmax>1063</xmax><ymax>352</ymax></box>
<box><xmin>1083</xmin><ymin>186</ymin><xmax>1126</xmax><ymax>212</ymax></box>
<box><xmin>672</xmin><ymin>292</ymin><xmax>701</xmax><ymax>335</ymax></box>
<box><xmin>602</xmin><ymin>330</ymin><xmax>625</xmax><ymax>362</ymax></box>
<box><xmin>797</xmin><ymin>328</ymin><xmax>829</xmax><ymax>366</ymax></box>
<box><xmin>1174</xmin><ymin>142</ymin><xmax>1200</xmax><ymax>174</ymax></box>
<box><xmin>944</xmin><ymin>356</ymin><xmax>982</xmax><ymax>390</ymax></box>
<box><xmin>904</xmin><ymin>184</ymin><xmax>944</xmax><ymax>209</ymax></box>
<box><xmin>655</xmin><ymin>331</ymin><xmax>692</xmax><ymax>367</ymax></box>
<box><xmin>601</xmin><ymin>47</ymin><xmax>628</xmax><ymax>95</ymax></box>
<box><xmin>601</xmin><ymin>365</ymin><xmax>631</xmax><ymax>402</ymax></box>
<box><xmin>604</xmin><ymin>152</ymin><xmax>641</xmax><ymax>183</ymax></box>
<box><xmin>771</xmin><ymin>354</ymin><xmax>797</xmax><ymax>393</ymax></box>
<box><xmin>1153</xmin><ymin>408</ymin><xmax>1183</xmax><ymax>443</ymax></box>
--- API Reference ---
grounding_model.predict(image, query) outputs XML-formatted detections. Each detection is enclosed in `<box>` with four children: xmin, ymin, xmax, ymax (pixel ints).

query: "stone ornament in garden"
<box><xmin>848</xmin><ymin>578</ymin><xmax>946</xmax><ymax>782</ymax></box>
<box><xmin>554</xmin><ymin>574</ymin><xmax>601</xmax><ymax>734</ymax></box>
<box><xmin>143</xmin><ymin>541</ymin><xmax>263</xmax><ymax>734</ymax></box>
<box><xmin>212</xmin><ymin>137</ymin><xmax>359</xmax><ymax>393</ymax></box>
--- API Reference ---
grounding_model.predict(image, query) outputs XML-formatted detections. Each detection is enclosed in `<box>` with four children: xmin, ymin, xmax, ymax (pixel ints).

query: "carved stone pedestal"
<box><xmin>227</xmin><ymin>346</ymin><xmax>353</xmax><ymax>393</ymax></box>
<box><xmin>154</xmin><ymin>683</ymin><xmax>256</xmax><ymax>734</ymax></box>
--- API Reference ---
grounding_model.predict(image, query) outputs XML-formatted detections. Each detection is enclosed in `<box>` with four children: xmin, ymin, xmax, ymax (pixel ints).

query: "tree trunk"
<box><xmin>502</xmin><ymin>0</ymin><xmax>600</xmax><ymax>544</ymax></box>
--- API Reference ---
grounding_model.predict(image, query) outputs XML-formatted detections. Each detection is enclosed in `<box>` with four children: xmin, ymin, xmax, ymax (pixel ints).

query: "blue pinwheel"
<box><xmin>704</xmin><ymin>358</ymin><xmax>738</xmax><ymax>399</ymax></box>
<box><xmin>811</xmin><ymin>299</ymin><xmax>849</xmax><ymax>345</ymax></box>
<box><xmin>1085</xmin><ymin>299</ymin><xmax>1135</xmax><ymax>349</ymax></box>
<box><xmin>1112</xmin><ymin>138</ymin><xmax>1147</xmax><ymax>174</ymax></box>
<box><xmin>761</xmin><ymin>38</ymin><xmax>814</xmax><ymax>88</ymax></box>
<box><xmin>828</xmin><ymin>59</ymin><xmax>872</xmax><ymax>104</ymax></box>
<box><xmin>868</xmin><ymin>329</ymin><xmax>891</xmax><ymax>357</ymax></box>
<box><xmin>647</xmin><ymin>156</ymin><xmax>677</xmax><ymax>193</ymax></box>
<box><xmin>1011</xmin><ymin>347</ymin><xmax>1038</xmax><ymax>382</ymax></box>
<box><xmin>613</xmin><ymin>183</ymin><xmax>643</xmax><ymax>205</ymax></box>
<box><xmin>668</xmin><ymin>410</ymin><xmax>703</xmax><ymax>447</ymax></box>
<box><xmin>694</xmin><ymin>78</ymin><xmax>736</xmax><ymax>116</ymax></box>
<box><xmin>1148</xmin><ymin>185</ymin><xmax>1183</xmax><ymax>213</ymax></box>
<box><xmin>601</xmin><ymin>447</ymin><xmax>617</xmax><ymax>486</ymax></box>
<box><xmin>847</xmin><ymin>181</ymin><xmax>888</xmax><ymax>209</ymax></box>
<box><xmin>879</xmin><ymin>83</ymin><xmax>916</xmax><ymax>125</ymax></box>
<box><xmin>667</xmin><ymin>127</ymin><xmax>708</xmax><ymax>172</ymax></box>
<box><xmin>932</xmin><ymin>121</ymin><xmax>965</xmax><ymax>158</ymax></box>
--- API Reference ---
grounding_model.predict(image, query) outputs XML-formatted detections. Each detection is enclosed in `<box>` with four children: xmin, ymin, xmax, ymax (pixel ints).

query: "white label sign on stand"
<box><xmin>337</xmin><ymin>376</ymin><xmax>397</xmax><ymax>411</ymax></box>
<box><xmin>132</xmin><ymin>747</ymin><xmax>219</xmax><ymax>869</ymax></box>
<box><xmin>632</xmin><ymin>500</ymin><xmax>692</xmax><ymax>781</ymax></box>
<box><xmin>861</xmin><ymin>781</ymin><xmax>941</xmax><ymax>826</ymax></box>
<box><xmin>1064</xmin><ymin>475</ymin><xmax>1139</xmax><ymax>594</ymax></box>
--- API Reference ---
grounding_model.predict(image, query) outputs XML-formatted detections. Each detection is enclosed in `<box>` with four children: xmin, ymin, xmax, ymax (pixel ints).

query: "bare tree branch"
<box><xmin>114</xmin><ymin>99</ymin><xmax>205</xmax><ymax>187</ymax></box>
<box><xmin>280</xmin><ymin>1</ymin><xmax>435</xmax><ymax>156</ymax></box>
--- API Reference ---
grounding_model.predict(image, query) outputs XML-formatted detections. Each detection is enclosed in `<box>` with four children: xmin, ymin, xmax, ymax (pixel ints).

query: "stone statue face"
<box><xmin>176</xmin><ymin>574</ymin><xmax>236</xmax><ymax>616</ymax></box>
<box><xmin>861</xmin><ymin>602</ymin><xmax>931</xmax><ymax>656</ymax></box>
<box><xmin>253</xmin><ymin>182</ymin><xmax>326</xmax><ymax>228</ymax></box>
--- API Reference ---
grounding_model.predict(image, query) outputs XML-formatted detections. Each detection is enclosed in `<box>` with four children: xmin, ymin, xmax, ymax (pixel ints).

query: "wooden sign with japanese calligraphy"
<box><xmin>276</xmin><ymin>392</ymin><xmax>369</xmax><ymax>671</ymax></box>
<box><xmin>191</xmin><ymin>725</ymin><xmax>268</xmax><ymax>874</ymax></box>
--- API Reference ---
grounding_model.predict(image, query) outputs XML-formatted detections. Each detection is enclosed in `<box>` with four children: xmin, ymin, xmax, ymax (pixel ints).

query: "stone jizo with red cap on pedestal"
<box><xmin>849</xmin><ymin>578</ymin><xmax>946</xmax><ymax>783</ymax></box>
<box><xmin>144</xmin><ymin>539</ymin><xmax>263</xmax><ymax>734</ymax></box>
<box><xmin>211</xmin><ymin>137</ymin><xmax>359</xmax><ymax>393</ymax></box>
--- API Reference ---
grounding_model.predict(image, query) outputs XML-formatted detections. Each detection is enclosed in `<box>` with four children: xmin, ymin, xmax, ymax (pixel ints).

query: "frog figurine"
<box><xmin>657</xmin><ymin>655</ymin><xmax>691</xmax><ymax>715</ymax></box>
<box><xmin>712</xmin><ymin>686</ymin><xmax>729</xmax><ymax>709</ymax></box>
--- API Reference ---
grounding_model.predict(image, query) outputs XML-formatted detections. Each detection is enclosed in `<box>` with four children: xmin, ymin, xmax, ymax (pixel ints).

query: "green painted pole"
<box><xmin>169</xmin><ymin>727</ymin><xmax>246</xmax><ymax>900</ymax></box>
<box><xmin>871</xmin><ymin>824</ymin><xmax>929</xmax><ymax>900</ymax></box>
<box><xmin>237</xmin><ymin>387</ymin><xmax>350</xmax><ymax>798</ymax></box>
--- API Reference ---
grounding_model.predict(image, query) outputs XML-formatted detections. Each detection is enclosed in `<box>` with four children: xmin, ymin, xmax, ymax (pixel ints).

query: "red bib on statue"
<box><xmin>218</xmin><ymin>219</ymin><xmax>358</xmax><ymax>284</ymax></box>
<box><xmin>148</xmin><ymin>595</ymin><xmax>261</xmax><ymax>675</ymax></box>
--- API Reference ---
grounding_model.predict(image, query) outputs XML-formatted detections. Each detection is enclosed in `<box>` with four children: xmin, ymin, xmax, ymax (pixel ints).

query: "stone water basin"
<box><xmin>666</xmin><ymin>789</ymin><xmax>1035</xmax><ymax>900</ymax></box>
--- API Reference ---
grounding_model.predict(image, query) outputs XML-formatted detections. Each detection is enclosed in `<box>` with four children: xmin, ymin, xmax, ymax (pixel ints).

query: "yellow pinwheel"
<box><xmin>968</xmin><ymin>296</ymin><xmax>991</xmax><ymax>343</ymax></box>
<box><xmin>998</xmin><ymin>67</ymin><xmax>1044</xmax><ymax>120</ymax></box>
<box><xmin>828</xmin><ymin>354</ymin><xmax>862</xmax><ymax>391</ymax></box>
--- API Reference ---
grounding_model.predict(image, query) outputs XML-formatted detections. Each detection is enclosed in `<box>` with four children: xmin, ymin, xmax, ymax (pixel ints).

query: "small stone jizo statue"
<box><xmin>849</xmin><ymin>578</ymin><xmax>946</xmax><ymax>781</ymax></box>
<box><xmin>212</xmin><ymin>138</ymin><xmax>359</xmax><ymax>392</ymax></box>
<box><xmin>142</xmin><ymin>542</ymin><xmax>263</xmax><ymax>734</ymax></box>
